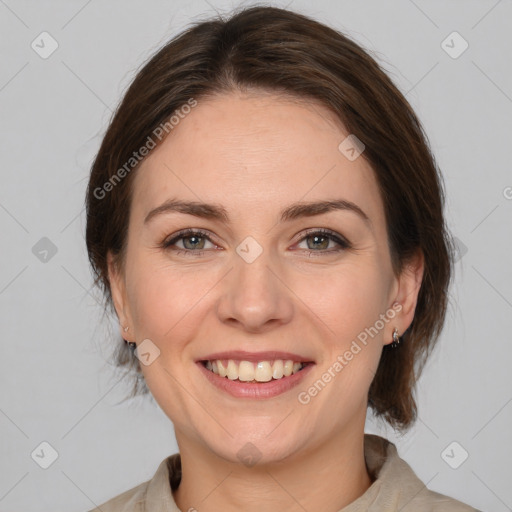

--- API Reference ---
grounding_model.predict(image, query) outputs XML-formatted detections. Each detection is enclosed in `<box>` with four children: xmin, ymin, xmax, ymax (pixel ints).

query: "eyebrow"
<box><xmin>144</xmin><ymin>198</ymin><xmax>371</xmax><ymax>227</ymax></box>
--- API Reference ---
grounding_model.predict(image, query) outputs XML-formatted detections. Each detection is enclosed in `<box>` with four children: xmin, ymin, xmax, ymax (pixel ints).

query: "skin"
<box><xmin>108</xmin><ymin>90</ymin><xmax>423</xmax><ymax>511</ymax></box>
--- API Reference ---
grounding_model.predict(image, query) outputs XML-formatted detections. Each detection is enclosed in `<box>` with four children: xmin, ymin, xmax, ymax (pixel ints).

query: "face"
<box><xmin>108</xmin><ymin>90</ymin><xmax>422</xmax><ymax>465</ymax></box>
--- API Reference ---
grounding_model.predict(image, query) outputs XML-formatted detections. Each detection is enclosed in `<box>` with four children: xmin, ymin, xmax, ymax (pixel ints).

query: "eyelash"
<box><xmin>161</xmin><ymin>228</ymin><xmax>351</xmax><ymax>257</ymax></box>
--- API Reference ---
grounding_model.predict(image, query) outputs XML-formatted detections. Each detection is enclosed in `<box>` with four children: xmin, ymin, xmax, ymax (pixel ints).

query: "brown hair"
<box><xmin>85</xmin><ymin>5</ymin><xmax>453</xmax><ymax>431</ymax></box>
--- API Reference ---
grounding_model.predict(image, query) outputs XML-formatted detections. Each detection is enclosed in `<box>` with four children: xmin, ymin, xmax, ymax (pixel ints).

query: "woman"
<box><xmin>85</xmin><ymin>5</ymin><xmax>479</xmax><ymax>511</ymax></box>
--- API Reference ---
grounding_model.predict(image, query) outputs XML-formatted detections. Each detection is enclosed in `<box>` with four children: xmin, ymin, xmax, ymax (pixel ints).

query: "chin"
<box><xmin>200</xmin><ymin>426</ymin><xmax>305</xmax><ymax>467</ymax></box>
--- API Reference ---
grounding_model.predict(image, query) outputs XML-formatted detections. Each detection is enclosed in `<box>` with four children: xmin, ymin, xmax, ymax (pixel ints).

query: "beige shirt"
<box><xmin>90</xmin><ymin>434</ymin><xmax>479</xmax><ymax>511</ymax></box>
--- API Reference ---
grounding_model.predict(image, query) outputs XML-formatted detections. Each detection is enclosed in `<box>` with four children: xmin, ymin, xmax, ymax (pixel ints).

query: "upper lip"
<box><xmin>197</xmin><ymin>350</ymin><xmax>314</xmax><ymax>363</ymax></box>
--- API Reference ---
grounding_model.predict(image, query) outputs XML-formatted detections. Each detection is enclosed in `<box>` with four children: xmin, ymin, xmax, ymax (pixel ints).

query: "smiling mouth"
<box><xmin>201</xmin><ymin>359</ymin><xmax>312</xmax><ymax>383</ymax></box>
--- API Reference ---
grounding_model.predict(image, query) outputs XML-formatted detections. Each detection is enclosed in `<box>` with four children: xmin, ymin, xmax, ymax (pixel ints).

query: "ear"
<box><xmin>107</xmin><ymin>251</ymin><xmax>134</xmax><ymax>341</ymax></box>
<box><xmin>386</xmin><ymin>249</ymin><xmax>424</xmax><ymax>345</ymax></box>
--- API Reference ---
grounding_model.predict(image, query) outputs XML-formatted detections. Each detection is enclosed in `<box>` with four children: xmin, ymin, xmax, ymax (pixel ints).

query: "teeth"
<box><xmin>254</xmin><ymin>361</ymin><xmax>272</xmax><ymax>382</ymax></box>
<box><xmin>272</xmin><ymin>359</ymin><xmax>284</xmax><ymax>379</ymax></box>
<box><xmin>204</xmin><ymin>359</ymin><xmax>306</xmax><ymax>382</ymax></box>
<box><xmin>239</xmin><ymin>361</ymin><xmax>255</xmax><ymax>382</ymax></box>
<box><xmin>217</xmin><ymin>360</ymin><xmax>228</xmax><ymax>377</ymax></box>
<box><xmin>227</xmin><ymin>360</ymin><xmax>238</xmax><ymax>380</ymax></box>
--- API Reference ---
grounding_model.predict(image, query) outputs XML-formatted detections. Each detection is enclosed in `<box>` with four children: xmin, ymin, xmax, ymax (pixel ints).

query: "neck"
<box><xmin>173</xmin><ymin>426</ymin><xmax>372</xmax><ymax>511</ymax></box>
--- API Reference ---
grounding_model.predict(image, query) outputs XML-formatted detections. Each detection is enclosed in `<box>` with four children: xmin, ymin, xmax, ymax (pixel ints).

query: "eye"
<box><xmin>294</xmin><ymin>229</ymin><xmax>351</xmax><ymax>254</ymax></box>
<box><xmin>162</xmin><ymin>229</ymin><xmax>217</xmax><ymax>255</ymax></box>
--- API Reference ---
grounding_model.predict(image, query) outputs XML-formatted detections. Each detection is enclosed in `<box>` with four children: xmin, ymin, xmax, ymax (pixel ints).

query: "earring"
<box><xmin>390</xmin><ymin>328</ymin><xmax>400</xmax><ymax>348</ymax></box>
<box><xmin>124</xmin><ymin>339</ymin><xmax>136</xmax><ymax>350</ymax></box>
<box><xmin>123</xmin><ymin>325</ymin><xmax>129</xmax><ymax>332</ymax></box>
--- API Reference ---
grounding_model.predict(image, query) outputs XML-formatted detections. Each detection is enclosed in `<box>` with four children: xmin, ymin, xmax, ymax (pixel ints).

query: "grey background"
<box><xmin>1</xmin><ymin>0</ymin><xmax>511</xmax><ymax>510</ymax></box>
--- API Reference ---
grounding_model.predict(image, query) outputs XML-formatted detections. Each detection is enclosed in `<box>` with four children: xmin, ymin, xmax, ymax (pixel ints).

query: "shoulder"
<box><xmin>362</xmin><ymin>434</ymin><xmax>480</xmax><ymax>511</ymax></box>
<box><xmin>86</xmin><ymin>454</ymin><xmax>180</xmax><ymax>512</ymax></box>
<box><xmin>87</xmin><ymin>480</ymin><xmax>149</xmax><ymax>512</ymax></box>
<box><xmin>411</xmin><ymin>488</ymin><xmax>481</xmax><ymax>511</ymax></box>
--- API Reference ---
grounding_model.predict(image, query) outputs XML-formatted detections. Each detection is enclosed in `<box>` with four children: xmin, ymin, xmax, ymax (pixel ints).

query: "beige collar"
<box><xmin>96</xmin><ymin>433</ymin><xmax>476</xmax><ymax>511</ymax></box>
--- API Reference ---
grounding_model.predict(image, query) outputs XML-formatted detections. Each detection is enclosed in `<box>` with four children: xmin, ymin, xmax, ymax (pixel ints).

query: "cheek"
<box><xmin>125</xmin><ymin>255</ymin><xmax>222</xmax><ymax>344</ymax></box>
<box><xmin>290</xmin><ymin>264</ymin><xmax>390</xmax><ymax>430</ymax></box>
<box><xmin>293</xmin><ymin>262</ymin><xmax>389</xmax><ymax>392</ymax></box>
<box><xmin>292</xmin><ymin>260</ymin><xmax>390</xmax><ymax>340</ymax></box>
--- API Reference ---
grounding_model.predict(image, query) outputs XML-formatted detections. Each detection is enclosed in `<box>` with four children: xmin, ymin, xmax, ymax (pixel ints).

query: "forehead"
<box><xmin>131</xmin><ymin>91</ymin><xmax>383</xmax><ymax>223</ymax></box>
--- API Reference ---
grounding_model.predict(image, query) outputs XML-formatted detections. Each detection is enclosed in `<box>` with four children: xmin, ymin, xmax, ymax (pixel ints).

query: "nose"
<box><xmin>216</xmin><ymin>248</ymin><xmax>294</xmax><ymax>333</ymax></box>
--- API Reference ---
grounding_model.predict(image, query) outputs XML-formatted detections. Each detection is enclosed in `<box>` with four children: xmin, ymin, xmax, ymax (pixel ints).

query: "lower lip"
<box><xmin>196</xmin><ymin>361</ymin><xmax>315</xmax><ymax>399</ymax></box>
